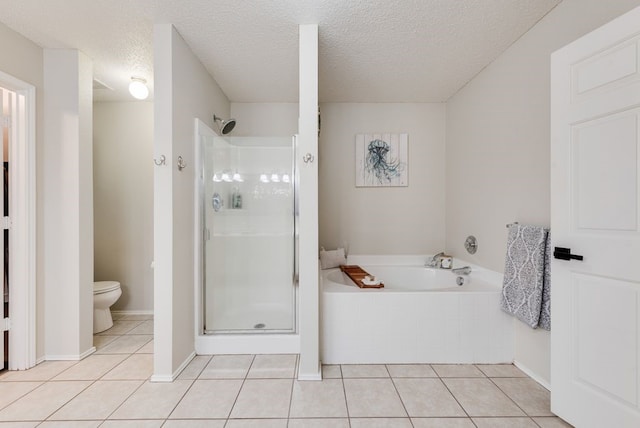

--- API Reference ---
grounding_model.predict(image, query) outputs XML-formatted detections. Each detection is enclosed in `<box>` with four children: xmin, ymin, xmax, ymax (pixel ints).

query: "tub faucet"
<box><xmin>452</xmin><ymin>266</ymin><xmax>472</xmax><ymax>275</ymax></box>
<box><xmin>425</xmin><ymin>252</ymin><xmax>445</xmax><ymax>268</ymax></box>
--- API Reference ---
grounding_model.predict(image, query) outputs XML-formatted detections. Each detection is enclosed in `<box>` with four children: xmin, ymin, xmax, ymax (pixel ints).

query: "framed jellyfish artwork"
<box><xmin>355</xmin><ymin>133</ymin><xmax>408</xmax><ymax>187</ymax></box>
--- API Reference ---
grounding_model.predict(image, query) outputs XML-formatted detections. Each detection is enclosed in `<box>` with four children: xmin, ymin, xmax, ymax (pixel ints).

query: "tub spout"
<box><xmin>452</xmin><ymin>266</ymin><xmax>472</xmax><ymax>275</ymax></box>
<box><xmin>425</xmin><ymin>252</ymin><xmax>445</xmax><ymax>268</ymax></box>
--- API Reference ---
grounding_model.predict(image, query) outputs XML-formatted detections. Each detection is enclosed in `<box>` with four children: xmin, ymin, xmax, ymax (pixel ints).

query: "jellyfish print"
<box><xmin>356</xmin><ymin>133</ymin><xmax>408</xmax><ymax>187</ymax></box>
<box><xmin>365</xmin><ymin>139</ymin><xmax>404</xmax><ymax>184</ymax></box>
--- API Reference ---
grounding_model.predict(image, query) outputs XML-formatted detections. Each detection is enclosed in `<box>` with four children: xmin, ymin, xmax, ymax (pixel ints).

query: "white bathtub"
<box><xmin>321</xmin><ymin>255</ymin><xmax>514</xmax><ymax>364</ymax></box>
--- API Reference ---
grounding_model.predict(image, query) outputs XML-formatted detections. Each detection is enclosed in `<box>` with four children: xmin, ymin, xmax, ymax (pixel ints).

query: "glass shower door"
<box><xmin>203</xmin><ymin>136</ymin><xmax>295</xmax><ymax>333</ymax></box>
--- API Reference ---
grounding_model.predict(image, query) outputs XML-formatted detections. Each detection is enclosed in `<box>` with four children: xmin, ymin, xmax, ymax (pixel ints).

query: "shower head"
<box><xmin>213</xmin><ymin>115</ymin><xmax>236</xmax><ymax>135</ymax></box>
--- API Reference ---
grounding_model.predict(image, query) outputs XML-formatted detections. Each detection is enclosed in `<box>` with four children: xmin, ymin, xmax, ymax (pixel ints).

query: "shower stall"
<box><xmin>195</xmin><ymin>119</ymin><xmax>298</xmax><ymax>351</ymax></box>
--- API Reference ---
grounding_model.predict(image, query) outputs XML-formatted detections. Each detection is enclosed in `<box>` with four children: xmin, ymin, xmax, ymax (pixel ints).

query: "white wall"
<box><xmin>94</xmin><ymin>101</ymin><xmax>154</xmax><ymax>312</ymax></box>
<box><xmin>153</xmin><ymin>24</ymin><xmax>230</xmax><ymax>379</ymax></box>
<box><xmin>319</xmin><ymin>103</ymin><xmax>446</xmax><ymax>255</ymax></box>
<box><xmin>43</xmin><ymin>49</ymin><xmax>94</xmax><ymax>359</ymax></box>
<box><xmin>0</xmin><ymin>22</ymin><xmax>44</xmax><ymax>360</ymax></box>
<box><xmin>445</xmin><ymin>0</ymin><xmax>640</xmax><ymax>385</ymax></box>
<box><xmin>230</xmin><ymin>103</ymin><xmax>298</xmax><ymax>137</ymax></box>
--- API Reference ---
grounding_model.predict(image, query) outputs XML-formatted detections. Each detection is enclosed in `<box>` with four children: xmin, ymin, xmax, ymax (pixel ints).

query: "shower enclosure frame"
<box><xmin>193</xmin><ymin>118</ymin><xmax>300</xmax><ymax>354</ymax></box>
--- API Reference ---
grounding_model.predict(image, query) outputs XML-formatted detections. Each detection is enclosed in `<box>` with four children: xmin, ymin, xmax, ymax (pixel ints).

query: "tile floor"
<box><xmin>0</xmin><ymin>314</ymin><xmax>572</xmax><ymax>427</ymax></box>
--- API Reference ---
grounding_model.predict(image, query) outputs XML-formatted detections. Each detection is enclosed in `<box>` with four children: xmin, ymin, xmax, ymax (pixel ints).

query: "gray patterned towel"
<box><xmin>500</xmin><ymin>224</ymin><xmax>551</xmax><ymax>330</ymax></box>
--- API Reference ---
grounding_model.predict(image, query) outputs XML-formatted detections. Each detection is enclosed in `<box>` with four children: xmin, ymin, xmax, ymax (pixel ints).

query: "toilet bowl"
<box><xmin>93</xmin><ymin>281</ymin><xmax>122</xmax><ymax>334</ymax></box>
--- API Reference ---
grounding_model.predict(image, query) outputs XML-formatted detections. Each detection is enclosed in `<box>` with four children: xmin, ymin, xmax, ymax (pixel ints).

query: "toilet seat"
<box><xmin>94</xmin><ymin>281</ymin><xmax>120</xmax><ymax>294</ymax></box>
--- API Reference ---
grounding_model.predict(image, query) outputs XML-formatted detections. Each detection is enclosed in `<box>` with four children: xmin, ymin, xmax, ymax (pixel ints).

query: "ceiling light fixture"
<box><xmin>129</xmin><ymin>76</ymin><xmax>149</xmax><ymax>100</ymax></box>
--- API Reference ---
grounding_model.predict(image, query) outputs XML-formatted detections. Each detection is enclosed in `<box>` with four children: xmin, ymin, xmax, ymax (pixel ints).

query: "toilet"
<box><xmin>93</xmin><ymin>281</ymin><xmax>122</xmax><ymax>334</ymax></box>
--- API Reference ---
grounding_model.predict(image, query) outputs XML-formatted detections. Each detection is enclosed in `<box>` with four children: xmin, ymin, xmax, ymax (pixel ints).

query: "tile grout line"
<box><xmin>486</xmin><ymin>374</ymin><xmax>539</xmax><ymax>423</ymax></box>
<box><xmin>223</xmin><ymin>354</ymin><xmax>256</xmax><ymax>425</ymax></box>
<box><xmin>338</xmin><ymin>365</ymin><xmax>352</xmax><ymax>428</ymax></box>
<box><xmin>386</xmin><ymin>364</ymin><xmax>414</xmax><ymax>427</ymax></box>
<box><xmin>88</xmin><ymin>329</ymin><xmax>151</xmax><ymax>422</ymax></box>
<box><xmin>436</xmin><ymin>367</ymin><xmax>476</xmax><ymax>427</ymax></box>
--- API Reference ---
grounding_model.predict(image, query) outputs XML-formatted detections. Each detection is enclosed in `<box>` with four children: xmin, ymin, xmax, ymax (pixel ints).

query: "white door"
<box><xmin>551</xmin><ymin>6</ymin><xmax>640</xmax><ymax>427</ymax></box>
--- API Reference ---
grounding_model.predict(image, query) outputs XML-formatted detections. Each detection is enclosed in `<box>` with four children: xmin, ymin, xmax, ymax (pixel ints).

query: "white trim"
<box><xmin>514</xmin><ymin>360</ymin><xmax>551</xmax><ymax>391</ymax></box>
<box><xmin>150</xmin><ymin>350</ymin><xmax>196</xmax><ymax>383</ymax></box>
<box><xmin>297</xmin><ymin>370</ymin><xmax>322</xmax><ymax>381</ymax></box>
<box><xmin>111</xmin><ymin>310</ymin><xmax>154</xmax><ymax>317</ymax></box>
<box><xmin>195</xmin><ymin>333</ymin><xmax>300</xmax><ymax>355</ymax></box>
<box><xmin>45</xmin><ymin>346</ymin><xmax>96</xmax><ymax>361</ymax></box>
<box><xmin>0</xmin><ymin>70</ymin><xmax>37</xmax><ymax>371</ymax></box>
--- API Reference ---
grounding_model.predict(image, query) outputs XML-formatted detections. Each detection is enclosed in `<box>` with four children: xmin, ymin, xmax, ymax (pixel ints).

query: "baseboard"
<box><xmin>111</xmin><ymin>310</ymin><xmax>154</xmax><ymax>317</ymax></box>
<box><xmin>45</xmin><ymin>346</ymin><xmax>96</xmax><ymax>361</ymax></box>
<box><xmin>514</xmin><ymin>360</ymin><xmax>551</xmax><ymax>391</ymax></box>
<box><xmin>297</xmin><ymin>368</ymin><xmax>322</xmax><ymax>381</ymax></box>
<box><xmin>150</xmin><ymin>351</ymin><xmax>196</xmax><ymax>383</ymax></box>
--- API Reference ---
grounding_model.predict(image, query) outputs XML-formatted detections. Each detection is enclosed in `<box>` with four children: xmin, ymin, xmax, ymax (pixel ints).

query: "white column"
<box><xmin>43</xmin><ymin>49</ymin><xmax>94</xmax><ymax>359</ymax></box>
<box><xmin>152</xmin><ymin>24</ymin><xmax>175</xmax><ymax>381</ymax></box>
<box><xmin>297</xmin><ymin>24</ymin><xmax>320</xmax><ymax>380</ymax></box>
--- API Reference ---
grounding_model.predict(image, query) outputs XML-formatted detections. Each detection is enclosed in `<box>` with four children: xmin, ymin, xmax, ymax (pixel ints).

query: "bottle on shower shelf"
<box><xmin>231</xmin><ymin>187</ymin><xmax>243</xmax><ymax>209</ymax></box>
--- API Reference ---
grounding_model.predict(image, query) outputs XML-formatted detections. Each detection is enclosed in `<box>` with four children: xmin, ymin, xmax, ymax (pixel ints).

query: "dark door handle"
<box><xmin>553</xmin><ymin>247</ymin><xmax>584</xmax><ymax>261</ymax></box>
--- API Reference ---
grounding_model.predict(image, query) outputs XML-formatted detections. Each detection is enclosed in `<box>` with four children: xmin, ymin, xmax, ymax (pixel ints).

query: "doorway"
<box><xmin>0</xmin><ymin>71</ymin><xmax>36</xmax><ymax>371</ymax></box>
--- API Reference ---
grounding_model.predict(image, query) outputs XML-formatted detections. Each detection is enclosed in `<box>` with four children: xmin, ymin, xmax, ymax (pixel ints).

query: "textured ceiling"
<box><xmin>0</xmin><ymin>0</ymin><xmax>561</xmax><ymax>103</ymax></box>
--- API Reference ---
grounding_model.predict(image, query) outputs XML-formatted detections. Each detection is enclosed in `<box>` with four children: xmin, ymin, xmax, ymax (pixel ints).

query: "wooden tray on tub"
<box><xmin>339</xmin><ymin>265</ymin><xmax>384</xmax><ymax>289</ymax></box>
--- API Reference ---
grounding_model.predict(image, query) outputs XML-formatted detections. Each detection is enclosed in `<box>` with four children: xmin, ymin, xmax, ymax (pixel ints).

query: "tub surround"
<box><xmin>321</xmin><ymin>255</ymin><xmax>514</xmax><ymax>365</ymax></box>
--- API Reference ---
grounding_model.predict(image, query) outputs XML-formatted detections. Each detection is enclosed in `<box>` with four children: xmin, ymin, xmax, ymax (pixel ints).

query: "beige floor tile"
<box><xmin>101</xmin><ymin>354</ymin><xmax>154</xmax><ymax>380</ymax></box>
<box><xmin>343</xmin><ymin>378</ymin><xmax>407</xmax><ymax>417</ymax></box>
<box><xmin>432</xmin><ymin>364</ymin><xmax>485</xmax><ymax>378</ymax></box>
<box><xmin>100</xmin><ymin>421</ymin><xmax>164</xmax><ymax>427</ymax></box>
<box><xmin>321</xmin><ymin>364</ymin><xmax>341</xmax><ymax>379</ymax></box>
<box><xmin>0</xmin><ymin>422</ymin><xmax>38</xmax><ymax>427</ymax></box>
<box><xmin>163</xmin><ymin>420</ymin><xmax>226</xmax><ymax>428</ymax></box>
<box><xmin>532</xmin><ymin>417</ymin><xmax>574</xmax><ymax>427</ymax></box>
<box><xmin>0</xmin><ymin>361</ymin><xmax>78</xmax><ymax>382</ymax></box>
<box><xmin>49</xmin><ymin>380</ymin><xmax>141</xmax><ymax>420</ymax></box>
<box><xmin>177</xmin><ymin>356</ymin><xmax>212</xmax><ymax>380</ymax></box>
<box><xmin>0</xmin><ymin>381</ymin><xmax>91</xmax><ymax>421</ymax></box>
<box><xmin>170</xmin><ymin>379</ymin><xmax>242</xmax><ymax>419</ymax></box>
<box><xmin>492</xmin><ymin>378</ymin><xmax>552</xmax><ymax>416</ymax></box>
<box><xmin>472</xmin><ymin>417</ymin><xmax>538</xmax><ymax>427</ymax></box>
<box><xmin>394</xmin><ymin>378</ymin><xmax>466</xmax><ymax>417</ymax></box>
<box><xmin>476</xmin><ymin>365</ymin><xmax>527</xmax><ymax>378</ymax></box>
<box><xmin>109</xmin><ymin>380</ymin><xmax>192</xmax><ymax>419</ymax></box>
<box><xmin>288</xmin><ymin>419</ymin><xmax>350</xmax><ymax>428</ymax></box>
<box><xmin>411</xmin><ymin>418</ymin><xmax>476</xmax><ymax>428</ymax></box>
<box><xmin>225</xmin><ymin>420</ymin><xmax>287</xmax><ymax>428</ymax></box>
<box><xmin>38</xmin><ymin>422</ymin><xmax>101</xmax><ymax>427</ymax></box>
<box><xmin>52</xmin><ymin>355</ymin><xmax>128</xmax><ymax>381</ymax></box>
<box><xmin>387</xmin><ymin>364</ymin><xmax>437</xmax><ymax>378</ymax></box>
<box><xmin>97</xmin><ymin>320</ymin><xmax>143</xmax><ymax>335</ymax></box>
<box><xmin>247</xmin><ymin>354</ymin><xmax>297</xmax><ymax>378</ymax></box>
<box><xmin>136</xmin><ymin>339</ymin><xmax>155</xmax><ymax>354</ymax></box>
<box><xmin>289</xmin><ymin>378</ymin><xmax>347</xmax><ymax>418</ymax></box>
<box><xmin>126</xmin><ymin>320</ymin><xmax>154</xmax><ymax>335</ymax></box>
<box><xmin>199</xmin><ymin>354</ymin><xmax>254</xmax><ymax>379</ymax></box>
<box><xmin>93</xmin><ymin>335</ymin><xmax>119</xmax><ymax>351</ymax></box>
<box><xmin>229</xmin><ymin>379</ymin><xmax>293</xmax><ymax>419</ymax></box>
<box><xmin>443</xmin><ymin>378</ymin><xmax>525</xmax><ymax>417</ymax></box>
<box><xmin>0</xmin><ymin>381</ymin><xmax>42</xmax><ymax>410</ymax></box>
<box><xmin>341</xmin><ymin>364</ymin><xmax>389</xmax><ymax>378</ymax></box>
<box><xmin>350</xmin><ymin>418</ymin><xmax>413</xmax><ymax>428</ymax></box>
<box><xmin>95</xmin><ymin>335</ymin><xmax>153</xmax><ymax>354</ymax></box>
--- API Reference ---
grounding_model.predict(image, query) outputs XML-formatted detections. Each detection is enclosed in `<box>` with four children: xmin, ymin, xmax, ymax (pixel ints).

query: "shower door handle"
<box><xmin>303</xmin><ymin>153</ymin><xmax>314</xmax><ymax>163</ymax></box>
